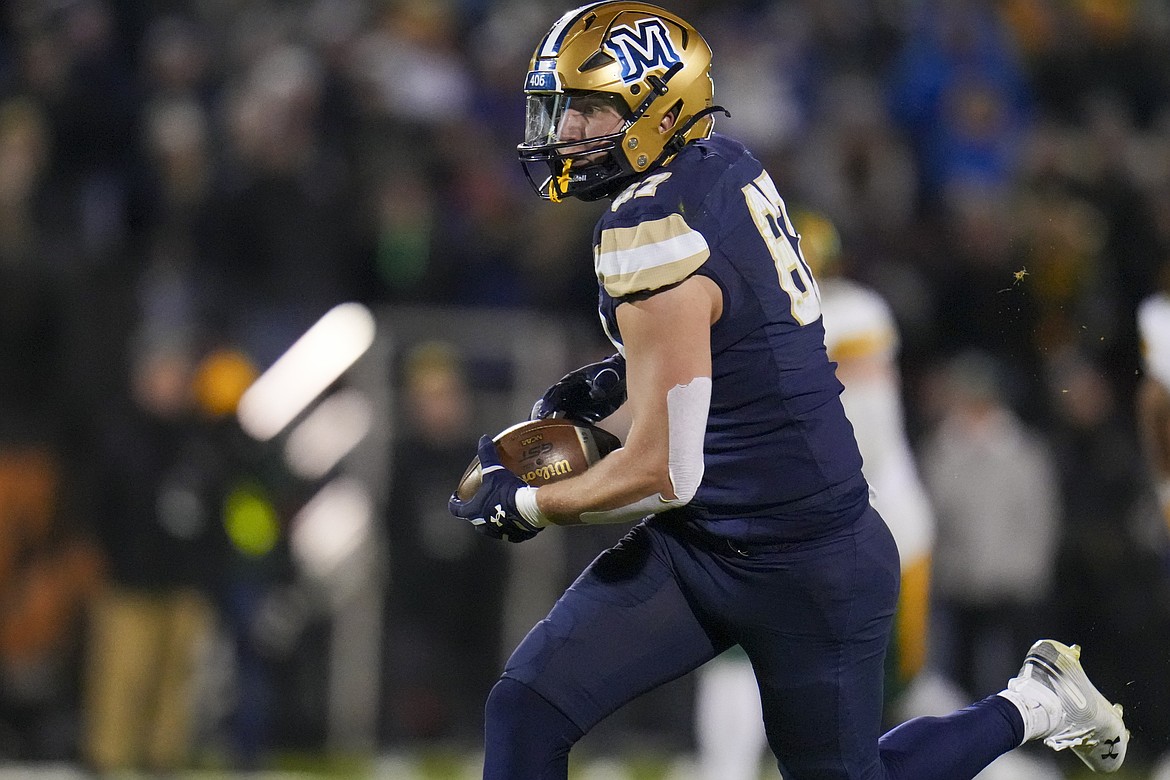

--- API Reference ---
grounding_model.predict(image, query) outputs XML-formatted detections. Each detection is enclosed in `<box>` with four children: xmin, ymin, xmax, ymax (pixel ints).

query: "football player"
<box><xmin>1138</xmin><ymin>260</ymin><xmax>1170</xmax><ymax>531</ymax></box>
<box><xmin>449</xmin><ymin>3</ymin><xmax>1129</xmax><ymax>778</ymax></box>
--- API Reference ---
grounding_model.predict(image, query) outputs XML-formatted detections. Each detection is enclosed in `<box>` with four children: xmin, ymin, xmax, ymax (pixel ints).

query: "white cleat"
<box><xmin>1017</xmin><ymin>639</ymin><xmax>1129</xmax><ymax>773</ymax></box>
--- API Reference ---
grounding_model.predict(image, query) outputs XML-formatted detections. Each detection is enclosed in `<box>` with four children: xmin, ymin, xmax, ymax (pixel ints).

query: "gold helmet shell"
<box><xmin>518</xmin><ymin>2</ymin><xmax>720</xmax><ymax>201</ymax></box>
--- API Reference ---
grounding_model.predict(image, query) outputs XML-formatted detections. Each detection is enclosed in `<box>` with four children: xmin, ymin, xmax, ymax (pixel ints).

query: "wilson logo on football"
<box><xmin>520</xmin><ymin>459</ymin><xmax>573</xmax><ymax>483</ymax></box>
<box><xmin>603</xmin><ymin>18</ymin><xmax>681</xmax><ymax>83</ymax></box>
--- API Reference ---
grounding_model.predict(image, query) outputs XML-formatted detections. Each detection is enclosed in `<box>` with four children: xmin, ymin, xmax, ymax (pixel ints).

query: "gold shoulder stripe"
<box><xmin>596</xmin><ymin>214</ymin><xmax>709</xmax><ymax>298</ymax></box>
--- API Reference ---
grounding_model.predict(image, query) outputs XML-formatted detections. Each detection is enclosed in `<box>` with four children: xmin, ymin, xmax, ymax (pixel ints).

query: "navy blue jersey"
<box><xmin>594</xmin><ymin>134</ymin><xmax>868</xmax><ymax>542</ymax></box>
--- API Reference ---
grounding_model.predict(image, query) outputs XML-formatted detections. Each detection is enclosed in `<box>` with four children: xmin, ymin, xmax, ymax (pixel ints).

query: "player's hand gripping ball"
<box><xmin>449</xmin><ymin>434</ymin><xmax>540</xmax><ymax>543</ymax></box>
<box><xmin>449</xmin><ymin>419</ymin><xmax>621</xmax><ymax>542</ymax></box>
<box><xmin>531</xmin><ymin>353</ymin><xmax>627</xmax><ymax>423</ymax></box>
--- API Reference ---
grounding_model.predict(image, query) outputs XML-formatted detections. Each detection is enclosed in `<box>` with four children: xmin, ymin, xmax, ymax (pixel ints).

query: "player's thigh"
<box><xmin>747</xmin><ymin>506</ymin><xmax>900</xmax><ymax>779</ymax></box>
<box><xmin>503</xmin><ymin>522</ymin><xmax>721</xmax><ymax>731</ymax></box>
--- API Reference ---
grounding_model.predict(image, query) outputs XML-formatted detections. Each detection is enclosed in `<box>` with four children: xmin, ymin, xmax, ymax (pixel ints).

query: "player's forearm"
<box><xmin>530</xmin><ymin>440</ymin><xmax>675</xmax><ymax>525</ymax></box>
<box><xmin>526</xmin><ymin>377</ymin><xmax>711</xmax><ymax>526</ymax></box>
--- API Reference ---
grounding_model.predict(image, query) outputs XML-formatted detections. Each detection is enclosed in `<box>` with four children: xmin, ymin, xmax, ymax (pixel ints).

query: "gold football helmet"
<box><xmin>518</xmin><ymin>2</ymin><xmax>725</xmax><ymax>202</ymax></box>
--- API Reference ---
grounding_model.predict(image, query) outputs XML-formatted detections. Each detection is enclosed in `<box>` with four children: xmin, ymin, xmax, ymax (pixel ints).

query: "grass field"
<box><xmin>0</xmin><ymin>750</ymin><xmax>1159</xmax><ymax>779</ymax></box>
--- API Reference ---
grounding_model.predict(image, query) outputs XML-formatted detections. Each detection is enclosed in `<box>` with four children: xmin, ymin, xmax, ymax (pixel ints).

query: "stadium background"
<box><xmin>1</xmin><ymin>0</ymin><xmax>1169</xmax><ymax>777</ymax></box>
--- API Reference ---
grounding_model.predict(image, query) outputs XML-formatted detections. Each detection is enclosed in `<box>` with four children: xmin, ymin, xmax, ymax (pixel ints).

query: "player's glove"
<box><xmin>448</xmin><ymin>435</ymin><xmax>543</xmax><ymax>543</ymax></box>
<box><xmin>531</xmin><ymin>353</ymin><xmax>627</xmax><ymax>423</ymax></box>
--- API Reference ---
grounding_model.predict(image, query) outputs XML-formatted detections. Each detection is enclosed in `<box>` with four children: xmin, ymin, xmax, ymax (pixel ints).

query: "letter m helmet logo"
<box><xmin>602</xmin><ymin>18</ymin><xmax>681</xmax><ymax>83</ymax></box>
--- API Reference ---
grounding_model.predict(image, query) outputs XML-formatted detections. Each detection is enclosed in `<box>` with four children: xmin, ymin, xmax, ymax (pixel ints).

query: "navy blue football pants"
<box><xmin>484</xmin><ymin>505</ymin><xmax>1023</xmax><ymax>779</ymax></box>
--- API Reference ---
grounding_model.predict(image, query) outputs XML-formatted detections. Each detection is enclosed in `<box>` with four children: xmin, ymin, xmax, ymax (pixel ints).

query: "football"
<box><xmin>455</xmin><ymin>418</ymin><xmax>622</xmax><ymax>501</ymax></box>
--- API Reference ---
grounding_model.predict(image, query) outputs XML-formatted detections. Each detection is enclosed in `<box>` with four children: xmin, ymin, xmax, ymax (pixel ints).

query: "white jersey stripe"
<box><xmin>598</xmin><ymin>229</ymin><xmax>709</xmax><ymax>278</ymax></box>
<box><xmin>596</xmin><ymin>214</ymin><xmax>710</xmax><ymax>298</ymax></box>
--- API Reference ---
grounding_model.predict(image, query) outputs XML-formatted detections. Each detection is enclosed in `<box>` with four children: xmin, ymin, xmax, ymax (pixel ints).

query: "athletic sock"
<box><xmin>998</xmin><ymin>675</ymin><xmax>1063</xmax><ymax>743</ymax></box>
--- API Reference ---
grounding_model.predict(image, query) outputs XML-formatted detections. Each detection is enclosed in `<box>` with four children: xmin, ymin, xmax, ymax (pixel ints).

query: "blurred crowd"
<box><xmin>2</xmin><ymin>0</ymin><xmax>1170</xmax><ymax>775</ymax></box>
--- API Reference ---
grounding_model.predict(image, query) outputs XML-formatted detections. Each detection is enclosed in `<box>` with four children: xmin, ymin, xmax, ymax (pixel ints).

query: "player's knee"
<box><xmin>485</xmin><ymin>676</ymin><xmax>525</xmax><ymax>725</ymax></box>
<box><xmin>485</xmin><ymin>676</ymin><xmax>547</xmax><ymax>729</ymax></box>
<box><xmin>485</xmin><ymin>677</ymin><xmax>582</xmax><ymax>749</ymax></box>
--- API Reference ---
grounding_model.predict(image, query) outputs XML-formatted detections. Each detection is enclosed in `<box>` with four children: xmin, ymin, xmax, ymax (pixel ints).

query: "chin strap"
<box><xmin>548</xmin><ymin>158</ymin><xmax>573</xmax><ymax>203</ymax></box>
<box><xmin>650</xmin><ymin>105</ymin><xmax>730</xmax><ymax>169</ymax></box>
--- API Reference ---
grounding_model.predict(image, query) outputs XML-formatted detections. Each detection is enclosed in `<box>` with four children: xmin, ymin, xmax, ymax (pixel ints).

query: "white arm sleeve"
<box><xmin>578</xmin><ymin>377</ymin><xmax>710</xmax><ymax>525</ymax></box>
